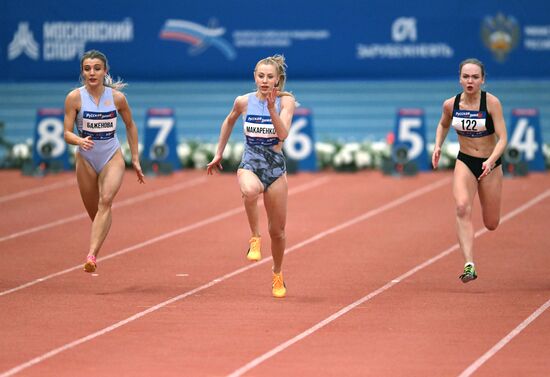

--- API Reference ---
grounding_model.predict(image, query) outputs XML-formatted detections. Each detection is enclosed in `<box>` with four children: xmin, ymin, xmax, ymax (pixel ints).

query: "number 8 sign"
<box><xmin>32</xmin><ymin>108</ymin><xmax>70</xmax><ymax>170</ymax></box>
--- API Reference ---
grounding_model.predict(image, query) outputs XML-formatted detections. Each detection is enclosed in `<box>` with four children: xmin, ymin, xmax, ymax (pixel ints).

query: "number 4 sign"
<box><xmin>509</xmin><ymin>109</ymin><xmax>545</xmax><ymax>171</ymax></box>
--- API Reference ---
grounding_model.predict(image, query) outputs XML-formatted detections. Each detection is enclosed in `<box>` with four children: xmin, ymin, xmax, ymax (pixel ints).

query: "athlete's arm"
<box><xmin>115</xmin><ymin>90</ymin><xmax>145</xmax><ymax>183</ymax></box>
<box><xmin>207</xmin><ymin>96</ymin><xmax>245</xmax><ymax>174</ymax></box>
<box><xmin>266</xmin><ymin>90</ymin><xmax>295</xmax><ymax>141</ymax></box>
<box><xmin>63</xmin><ymin>89</ymin><xmax>94</xmax><ymax>150</ymax></box>
<box><xmin>480</xmin><ymin>94</ymin><xmax>507</xmax><ymax>177</ymax></box>
<box><xmin>432</xmin><ymin>98</ymin><xmax>453</xmax><ymax>169</ymax></box>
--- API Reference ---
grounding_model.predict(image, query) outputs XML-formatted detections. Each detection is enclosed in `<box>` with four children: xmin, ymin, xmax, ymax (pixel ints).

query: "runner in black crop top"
<box><xmin>431</xmin><ymin>58</ymin><xmax>508</xmax><ymax>285</ymax></box>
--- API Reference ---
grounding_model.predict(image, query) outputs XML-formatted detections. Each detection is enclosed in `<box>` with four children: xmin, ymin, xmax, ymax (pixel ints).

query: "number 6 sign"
<box><xmin>284</xmin><ymin>107</ymin><xmax>318</xmax><ymax>172</ymax></box>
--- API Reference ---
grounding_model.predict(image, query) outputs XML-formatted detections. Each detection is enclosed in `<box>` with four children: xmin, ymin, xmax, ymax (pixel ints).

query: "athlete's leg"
<box><xmin>453</xmin><ymin>159</ymin><xmax>479</xmax><ymax>264</ymax></box>
<box><xmin>75</xmin><ymin>153</ymin><xmax>99</xmax><ymax>221</ymax></box>
<box><xmin>88</xmin><ymin>150</ymin><xmax>125</xmax><ymax>258</ymax></box>
<box><xmin>237</xmin><ymin>168</ymin><xmax>264</xmax><ymax>237</ymax></box>
<box><xmin>478</xmin><ymin>165</ymin><xmax>503</xmax><ymax>231</ymax></box>
<box><xmin>263</xmin><ymin>174</ymin><xmax>288</xmax><ymax>273</ymax></box>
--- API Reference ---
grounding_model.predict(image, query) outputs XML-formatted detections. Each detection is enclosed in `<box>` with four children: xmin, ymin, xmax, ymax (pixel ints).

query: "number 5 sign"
<box><xmin>284</xmin><ymin>107</ymin><xmax>318</xmax><ymax>171</ymax></box>
<box><xmin>509</xmin><ymin>109</ymin><xmax>545</xmax><ymax>171</ymax></box>
<box><xmin>394</xmin><ymin>108</ymin><xmax>428</xmax><ymax>170</ymax></box>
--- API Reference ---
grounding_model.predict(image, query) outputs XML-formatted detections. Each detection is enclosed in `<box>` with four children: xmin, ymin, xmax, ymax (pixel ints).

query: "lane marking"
<box><xmin>0</xmin><ymin>178</ymin><xmax>76</xmax><ymax>204</ymax></box>
<box><xmin>226</xmin><ymin>188</ymin><xmax>550</xmax><ymax>377</ymax></box>
<box><xmin>0</xmin><ymin>177</ymin><xmax>330</xmax><ymax>297</ymax></box>
<box><xmin>0</xmin><ymin>177</ymin><xmax>449</xmax><ymax>377</ymax></box>
<box><xmin>458</xmin><ymin>297</ymin><xmax>550</xmax><ymax>377</ymax></box>
<box><xmin>0</xmin><ymin>176</ymin><xmax>208</xmax><ymax>243</ymax></box>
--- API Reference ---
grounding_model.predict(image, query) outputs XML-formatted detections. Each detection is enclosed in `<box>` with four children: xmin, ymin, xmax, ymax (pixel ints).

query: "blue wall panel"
<box><xmin>2</xmin><ymin>0</ymin><xmax>550</xmax><ymax>81</ymax></box>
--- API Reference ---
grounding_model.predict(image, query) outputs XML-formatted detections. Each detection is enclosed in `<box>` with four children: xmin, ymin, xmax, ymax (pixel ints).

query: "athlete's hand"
<box><xmin>431</xmin><ymin>146</ymin><xmax>441</xmax><ymax>169</ymax></box>
<box><xmin>266</xmin><ymin>87</ymin><xmax>279</xmax><ymax>110</ymax></box>
<box><xmin>478</xmin><ymin>159</ymin><xmax>495</xmax><ymax>181</ymax></box>
<box><xmin>133</xmin><ymin>160</ymin><xmax>145</xmax><ymax>184</ymax></box>
<box><xmin>206</xmin><ymin>155</ymin><xmax>223</xmax><ymax>175</ymax></box>
<box><xmin>79</xmin><ymin>136</ymin><xmax>94</xmax><ymax>151</ymax></box>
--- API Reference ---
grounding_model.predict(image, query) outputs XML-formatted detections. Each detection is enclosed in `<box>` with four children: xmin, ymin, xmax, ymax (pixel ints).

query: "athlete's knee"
<box><xmin>455</xmin><ymin>202</ymin><xmax>471</xmax><ymax>218</ymax></box>
<box><xmin>98</xmin><ymin>193</ymin><xmax>115</xmax><ymax>208</ymax></box>
<box><xmin>268</xmin><ymin>224</ymin><xmax>286</xmax><ymax>242</ymax></box>
<box><xmin>241</xmin><ymin>185</ymin><xmax>261</xmax><ymax>200</ymax></box>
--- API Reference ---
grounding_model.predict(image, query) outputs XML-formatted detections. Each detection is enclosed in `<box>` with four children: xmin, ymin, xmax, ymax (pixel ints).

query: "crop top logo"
<box><xmin>245</xmin><ymin>115</ymin><xmax>273</xmax><ymax>124</ymax></box>
<box><xmin>454</xmin><ymin>111</ymin><xmax>484</xmax><ymax>119</ymax></box>
<box><xmin>83</xmin><ymin>111</ymin><xmax>117</xmax><ymax>120</ymax></box>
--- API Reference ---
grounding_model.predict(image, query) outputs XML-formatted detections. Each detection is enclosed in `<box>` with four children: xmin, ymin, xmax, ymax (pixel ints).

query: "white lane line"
<box><xmin>0</xmin><ymin>176</ymin><xmax>330</xmax><ymax>297</ymax></box>
<box><xmin>458</xmin><ymin>297</ymin><xmax>550</xmax><ymax>377</ymax></box>
<box><xmin>0</xmin><ymin>178</ymin><xmax>76</xmax><ymax>204</ymax></box>
<box><xmin>0</xmin><ymin>176</ymin><xmax>208</xmax><ymax>243</ymax></box>
<box><xmin>226</xmin><ymin>188</ymin><xmax>550</xmax><ymax>377</ymax></box>
<box><xmin>0</xmin><ymin>177</ymin><xmax>449</xmax><ymax>377</ymax></box>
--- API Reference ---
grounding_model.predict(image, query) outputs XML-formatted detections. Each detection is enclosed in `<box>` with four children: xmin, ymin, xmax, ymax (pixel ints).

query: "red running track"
<box><xmin>0</xmin><ymin>169</ymin><xmax>549</xmax><ymax>376</ymax></box>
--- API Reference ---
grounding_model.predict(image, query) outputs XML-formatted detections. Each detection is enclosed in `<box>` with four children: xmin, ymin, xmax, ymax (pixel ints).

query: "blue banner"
<box><xmin>2</xmin><ymin>0</ymin><xmax>550</xmax><ymax>81</ymax></box>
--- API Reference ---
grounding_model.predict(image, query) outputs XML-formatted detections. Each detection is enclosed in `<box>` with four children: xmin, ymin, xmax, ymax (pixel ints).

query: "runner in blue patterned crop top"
<box><xmin>64</xmin><ymin>49</ymin><xmax>145</xmax><ymax>273</ymax></box>
<box><xmin>207</xmin><ymin>54</ymin><xmax>296</xmax><ymax>298</ymax></box>
<box><xmin>432</xmin><ymin>58</ymin><xmax>508</xmax><ymax>283</ymax></box>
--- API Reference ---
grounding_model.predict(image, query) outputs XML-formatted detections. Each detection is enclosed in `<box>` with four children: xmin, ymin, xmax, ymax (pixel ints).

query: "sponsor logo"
<box><xmin>523</xmin><ymin>24</ymin><xmax>550</xmax><ymax>51</ymax></box>
<box><xmin>232</xmin><ymin>29</ymin><xmax>329</xmax><ymax>48</ymax></box>
<box><xmin>454</xmin><ymin>111</ymin><xmax>485</xmax><ymax>118</ymax></box>
<box><xmin>357</xmin><ymin>17</ymin><xmax>454</xmax><ymax>59</ymax></box>
<box><xmin>392</xmin><ymin>17</ymin><xmax>417</xmax><ymax>42</ymax></box>
<box><xmin>8</xmin><ymin>22</ymin><xmax>40</xmax><ymax>60</ymax></box>
<box><xmin>481</xmin><ymin>13</ymin><xmax>520</xmax><ymax>62</ymax></box>
<box><xmin>160</xmin><ymin>19</ymin><xmax>236</xmax><ymax>60</ymax></box>
<box><xmin>84</xmin><ymin>111</ymin><xmax>116</xmax><ymax>120</ymax></box>
<box><xmin>8</xmin><ymin>19</ymin><xmax>133</xmax><ymax>62</ymax></box>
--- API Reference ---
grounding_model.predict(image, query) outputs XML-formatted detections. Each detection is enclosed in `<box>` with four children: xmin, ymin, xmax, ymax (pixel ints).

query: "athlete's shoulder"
<box><xmin>66</xmin><ymin>87</ymin><xmax>80</xmax><ymax>99</ymax></box>
<box><xmin>442</xmin><ymin>96</ymin><xmax>456</xmax><ymax>114</ymax></box>
<box><xmin>280</xmin><ymin>93</ymin><xmax>295</xmax><ymax>104</ymax></box>
<box><xmin>111</xmin><ymin>88</ymin><xmax>126</xmax><ymax>101</ymax></box>
<box><xmin>485</xmin><ymin>91</ymin><xmax>501</xmax><ymax>105</ymax></box>
<box><xmin>64</xmin><ymin>88</ymin><xmax>81</xmax><ymax>109</ymax></box>
<box><xmin>234</xmin><ymin>94</ymin><xmax>250</xmax><ymax>109</ymax></box>
<box><xmin>485</xmin><ymin>92</ymin><xmax>503</xmax><ymax>114</ymax></box>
